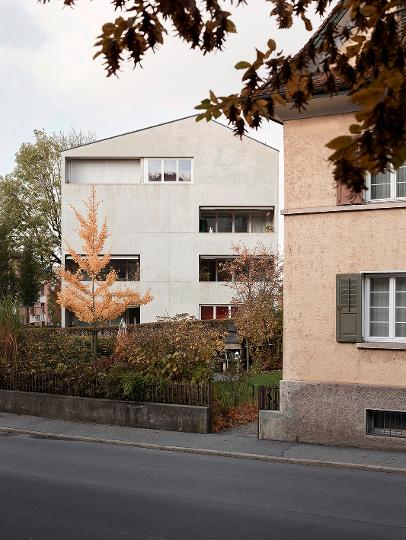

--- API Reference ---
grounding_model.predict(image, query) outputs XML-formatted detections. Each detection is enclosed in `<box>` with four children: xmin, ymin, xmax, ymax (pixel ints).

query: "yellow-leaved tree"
<box><xmin>58</xmin><ymin>186</ymin><xmax>153</xmax><ymax>356</ymax></box>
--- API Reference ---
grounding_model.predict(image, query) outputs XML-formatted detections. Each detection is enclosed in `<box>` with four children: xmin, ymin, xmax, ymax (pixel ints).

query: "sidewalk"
<box><xmin>1</xmin><ymin>412</ymin><xmax>406</xmax><ymax>474</ymax></box>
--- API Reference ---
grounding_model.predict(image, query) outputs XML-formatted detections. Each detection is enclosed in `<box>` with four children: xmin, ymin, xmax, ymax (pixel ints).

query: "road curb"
<box><xmin>1</xmin><ymin>425</ymin><xmax>405</xmax><ymax>475</ymax></box>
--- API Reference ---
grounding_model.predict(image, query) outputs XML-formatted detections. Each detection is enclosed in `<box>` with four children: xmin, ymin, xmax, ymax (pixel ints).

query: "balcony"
<box><xmin>199</xmin><ymin>207</ymin><xmax>274</xmax><ymax>234</ymax></box>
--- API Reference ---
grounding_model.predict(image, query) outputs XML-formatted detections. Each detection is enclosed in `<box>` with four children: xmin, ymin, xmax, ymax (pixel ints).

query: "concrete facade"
<box><xmin>61</xmin><ymin>116</ymin><xmax>279</xmax><ymax>324</ymax></box>
<box><xmin>260</xmin><ymin>99</ymin><xmax>406</xmax><ymax>449</ymax></box>
<box><xmin>260</xmin><ymin>380</ymin><xmax>406</xmax><ymax>450</ymax></box>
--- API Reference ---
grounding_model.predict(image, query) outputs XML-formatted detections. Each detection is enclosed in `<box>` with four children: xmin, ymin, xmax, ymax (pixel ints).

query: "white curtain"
<box><xmin>67</xmin><ymin>159</ymin><xmax>140</xmax><ymax>184</ymax></box>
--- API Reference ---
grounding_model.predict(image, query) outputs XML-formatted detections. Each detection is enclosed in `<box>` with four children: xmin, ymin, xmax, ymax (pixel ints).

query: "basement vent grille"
<box><xmin>366</xmin><ymin>409</ymin><xmax>406</xmax><ymax>438</ymax></box>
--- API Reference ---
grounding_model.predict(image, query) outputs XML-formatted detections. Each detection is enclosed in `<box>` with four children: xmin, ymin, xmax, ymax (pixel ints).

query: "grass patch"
<box><xmin>249</xmin><ymin>370</ymin><xmax>282</xmax><ymax>387</ymax></box>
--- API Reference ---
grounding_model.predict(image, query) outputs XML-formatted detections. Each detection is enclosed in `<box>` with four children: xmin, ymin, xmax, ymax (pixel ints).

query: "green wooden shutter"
<box><xmin>336</xmin><ymin>274</ymin><xmax>362</xmax><ymax>342</ymax></box>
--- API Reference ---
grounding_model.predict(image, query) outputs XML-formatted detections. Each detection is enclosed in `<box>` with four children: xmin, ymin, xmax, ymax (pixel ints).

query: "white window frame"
<box><xmin>365</xmin><ymin>168</ymin><xmax>406</xmax><ymax>202</ymax></box>
<box><xmin>144</xmin><ymin>158</ymin><xmax>193</xmax><ymax>183</ymax></box>
<box><xmin>363</xmin><ymin>274</ymin><xmax>406</xmax><ymax>343</ymax></box>
<box><xmin>199</xmin><ymin>210</ymin><xmax>273</xmax><ymax>233</ymax></box>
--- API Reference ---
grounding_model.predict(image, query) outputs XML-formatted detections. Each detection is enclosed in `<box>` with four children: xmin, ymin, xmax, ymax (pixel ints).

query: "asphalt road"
<box><xmin>0</xmin><ymin>433</ymin><xmax>405</xmax><ymax>540</ymax></box>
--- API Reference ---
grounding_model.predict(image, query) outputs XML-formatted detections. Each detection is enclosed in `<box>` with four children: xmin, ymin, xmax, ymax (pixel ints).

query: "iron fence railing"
<box><xmin>257</xmin><ymin>384</ymin><xmax>280</xmax><ymax>411</ymax></box>
<box><xmin>0</xmin><ymin>372</ymin><xmax>212</xmax><ymax>407</ymax></box>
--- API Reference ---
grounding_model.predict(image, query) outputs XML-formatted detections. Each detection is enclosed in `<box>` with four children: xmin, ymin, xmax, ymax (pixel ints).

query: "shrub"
<box><xmin>214</xmin><ymin>371</ymin><xmax>252</xmax><ymax>414</ymax></box>
<box><xmin>114</xmin><ymin>316</ymin><xmax>227</xmax><ymax>382</ymax></box>
<box><xmin>12</xmin><ymin>327</ymin><xmax>115</xmax><ymax>373</ymax></box>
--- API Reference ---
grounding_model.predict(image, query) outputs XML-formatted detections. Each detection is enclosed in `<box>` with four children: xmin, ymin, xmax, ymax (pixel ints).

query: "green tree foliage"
<box><xmin>0</xmin><ymin>295</ymin><xmax>21</xmax><ymax>364</ymax></box>
<box><xmin>0</xmin><ymin>129</ymin><xmax>95</xmax><ymax>271</ymax></box>
<box><xmin>42</xmin><ymin>0</ymin><xmax>406</xmax><ymax>192</ymax></box>
<box><xmin>0</xmin><ymin>224</ymin><xmax>18</xmax><ymax>298</ymax></box>
<box><xmin>18</xmin><ymin>243</ymin><xmax>41</xmax><ymax>308</ymax></box>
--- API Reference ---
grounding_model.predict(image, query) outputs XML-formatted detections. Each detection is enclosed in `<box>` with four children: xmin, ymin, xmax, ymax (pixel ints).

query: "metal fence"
<box><xmin>257</xmin><ymin>384</ymin><xmax>280</xmax><ymax>411</ymax></box>
<box><xmin>0</xmin><ymin>372</ymin><xmax>212</xmax><ymax>407</ymax></box>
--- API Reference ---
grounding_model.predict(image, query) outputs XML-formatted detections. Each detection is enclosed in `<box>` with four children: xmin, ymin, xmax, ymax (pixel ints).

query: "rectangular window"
<box><xmin>66</xmin><ymin>306</ymin><xmax>140</xmax><ymax>327</ymax></box>
<box><xmin>66</xmin><ymin>159</ymin><xmax>141</xmax><ymax>184</ymax></box>
<box><xmin>146</xmin><ymin>159</ymin><xmax>192</xmax><ymax>183</ymax></box>
<box><xmin>367</xmin><ymin>409</ymin><xmax>406</xmax><ymax>438</ymax></box>
<box><xmin>178</xmin><ymin>160</ymin><xmax>192</xmax><ymax>182</ymax></box>
<box><xmin>364</xmin><ymin>274</ymin><xmax>406</xmax><ymax>341</ymax></box>
<box><xmin>367</xmin><ymin>161</ymin><xmax>406</xmax><ymax>201</ymax></box>
<box><xmin>199</xmin><ymin>305</ymin><xmax>237</xmax><ymax>320</ymax></box>
<box><xmin>199</xmin><ymin>208</ymin><xmax>274</xmax><ymax>233</ymax></box>
<box><xmin>200</xmin><ymin>305</ymin><xmax>214</xmax><ymax>320</ymax></box>
<box><xmin>217</xmin><ymin>213</ymin><xmax>233</xmax><ymax>233</ymax></box>
<box><xmin>199</xmin><ymin>257</ymin><xmax>233</xmax><ymax>282</ymax></box>
<box><xmin>396</xmin><ymin>162</ymin><xmax>406</xmax><ymax>198</ymax></box>
<box><xmin>164</xmin><ymin>159</ymin><xmax>177</xmax><ymax>182</ymax></box>
<box><xmin>234</xmin><ymin>213</ymin><xmax>249</xmax><ymax>233</ymax></box>
<box><xmin>65</xmin><ymin>256</ymin><xmax>140</xmax><ymax>281</ymax></box>
<box><xmin>148</xmin><ymin>159</ymin><xmax>162</xmax><ymax>182</ymax></box>
<box><xmin>370</xmin><ymin>171</ymin><xmax>391</xmax><ymax>200</ymax></box>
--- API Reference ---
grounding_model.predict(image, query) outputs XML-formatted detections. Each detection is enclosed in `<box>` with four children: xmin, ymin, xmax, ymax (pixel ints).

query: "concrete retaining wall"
<box><xmin>259</xmin><ymin>379</ymin><xmax>406</xmax><ymax>450</ymax></box>
<box><xmin>0</xmin><ymin>390</ymin><xmax>210</xmax><ymax>434</ymax></box>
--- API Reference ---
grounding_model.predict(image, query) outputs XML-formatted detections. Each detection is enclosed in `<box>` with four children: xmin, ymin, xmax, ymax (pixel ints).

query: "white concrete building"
<box><xmin>61</xmin><ymin>116</ymin><xmax>279</xmax><ymax>326</ymax></box>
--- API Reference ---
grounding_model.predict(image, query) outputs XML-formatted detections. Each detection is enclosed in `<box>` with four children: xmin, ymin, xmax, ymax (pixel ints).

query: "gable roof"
<box><xmin>261</xmin><ymin>1</ymin><xmax>351</xmax><ymax>99</ymax></box>
<box><xmin>64</xmin><ymin>114</ymin><xmax>276</xmax><ymax>153</ymax></box>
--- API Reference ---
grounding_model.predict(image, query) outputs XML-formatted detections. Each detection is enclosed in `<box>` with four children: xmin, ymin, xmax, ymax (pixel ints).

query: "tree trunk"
<box><xmin>91</xmin><ymin>324</ymin><xmax>97</xmax><ymax>359</ymax></box>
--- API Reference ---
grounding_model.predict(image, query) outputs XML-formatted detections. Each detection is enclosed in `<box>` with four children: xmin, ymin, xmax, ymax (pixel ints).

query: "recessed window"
<box><xmin>66</xmin><ymin>306</ymin><xmax>140</xmax><ymax>327</ymax></box>
<box><xmin>146</xmin><ymin>159</ymin><xmax>192</xmax><ymax>183</ymax></box>
<box><xmin>367</xmin><ymin>161</ymin><xmax>406</xmax><ymax>201</ymax></box>
<box><xmin>200</xmin><ymin>305</ymin><xmax>239</xmax><ymax>320</ymax></box>
<box><xmin>65</xmin><ymin>256</ymin><xmax>140</xmax><ymax>282</ymax></box>
<box><xmin>364</xmin><ymin>275</ymin><xmax>406</xmax><ymax>341</ymax></box>
<box><xmin>199</xmin><ymin>208</ymin><xmax>273</xmax><ymax>233</ymax></box>
<box><xmin>66</xmin><ymin>159</ymin><xmax>141</xmax><ymax>184</ymax></box>
<box><xmin>199</xmin><ymin>257</ymin><xmax>233</xmax><ymax>282</ymax></box>
<box><xmin>217</xmin><ymin>213</ymin><xmax>233</xmax><ymax>233</ymax></box>
<box><xmin>367</xmin><ymin>409</ymin><xmax>406</xmax><ymax>438</ymax></box>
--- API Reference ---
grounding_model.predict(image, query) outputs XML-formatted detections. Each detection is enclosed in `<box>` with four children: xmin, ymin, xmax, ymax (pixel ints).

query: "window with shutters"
<box><xmin>364</xmin><ymin>275</ymin><xmax>406</xmax><ymax>342</ymax></box>
<box><xmin>365</xmin><ymin>161</ymin><xmax>406</xmax><ymax>201</ymax></box>
<box><xmin>336</xmin><ymin>274</ymin><xmax>362</xmax><ymax>342</ymax></box>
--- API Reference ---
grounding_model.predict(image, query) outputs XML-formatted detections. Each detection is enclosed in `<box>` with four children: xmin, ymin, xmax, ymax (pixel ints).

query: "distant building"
<box><xmin>61</xmin><ymin>116</ymin><xmax>279</xmax><ymax>326</ymax></box>
<box><xmin>25</xmin><ymin>282</ymin><xmax>56</xmax><ymax>326</ymax></box>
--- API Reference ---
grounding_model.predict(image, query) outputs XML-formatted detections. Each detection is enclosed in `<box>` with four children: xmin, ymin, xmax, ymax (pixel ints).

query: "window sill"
<box><xmin>282</xmin><ymin>200</ymin><xmax>406</xmax><ymax>216</ymax></box>
<box><xmin>356</xmin><ymin>342</ymin><xmax>406</xmax><ymax>350</ymax></box>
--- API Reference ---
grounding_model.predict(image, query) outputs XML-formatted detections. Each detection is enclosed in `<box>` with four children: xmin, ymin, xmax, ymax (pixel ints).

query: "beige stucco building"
<box><xmin>260</xmin><ymin>29</ymin><xmax>406</xmax><ymax>449</ymax></box>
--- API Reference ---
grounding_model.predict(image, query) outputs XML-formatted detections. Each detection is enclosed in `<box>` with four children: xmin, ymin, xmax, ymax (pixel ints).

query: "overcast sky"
<box><xmin>0</xmin><ymin>0</ymin><xmax>324</xmax><ymax>175</ymax></box>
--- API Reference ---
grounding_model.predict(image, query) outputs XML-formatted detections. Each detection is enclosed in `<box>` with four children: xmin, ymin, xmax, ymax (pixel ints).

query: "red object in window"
<box><xmin>216</xmin><ymin>306</ymin><xmax>229</xmax><ymax>319</ymax></box>
<box><xmin>201</xmin><ymin>306</ymin><xmax>214</xmax><ymax>320</ymax></box>
<box><xmin>230</xmin><ymin>305</ymin><xmax>239</xmax><ymax>317</ymax></box>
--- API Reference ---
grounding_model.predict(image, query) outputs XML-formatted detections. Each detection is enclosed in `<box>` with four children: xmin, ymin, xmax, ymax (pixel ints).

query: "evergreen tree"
<box><xmin>19</xmin><ymin>243</ymin><xmax>41</xmax><ymax>308</ymax></box>
<box><xmin>0</xmin><ymin>224</ymin><xmax>17</xmax><ymax>298</ymax></box>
